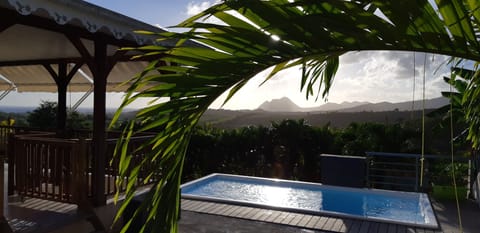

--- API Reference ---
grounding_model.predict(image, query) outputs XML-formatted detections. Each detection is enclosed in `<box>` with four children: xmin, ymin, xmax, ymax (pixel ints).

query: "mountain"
<box><xmin>258</xmin><ymin>97</ymin><xmax>302</xmax><ymax>112</ymax></box>
<box><xmin>338</xmin><ymin>97</ymin><xmax>449</xmax><ymax>112</ymax></box>
<box><xmin>256</xmin><ymin>96</ymin><xmax>448</xmax><ymax>113</ymax></box>
<box><xmin>304</xmin><ymin>101</ymin><xmax>370</xmax><ymax>112</ymax></box>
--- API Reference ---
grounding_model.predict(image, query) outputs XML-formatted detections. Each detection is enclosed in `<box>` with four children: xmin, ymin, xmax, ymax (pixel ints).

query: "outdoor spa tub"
<box><xmin>181</xmin><ymin>173</ymin><xmax>438</xmax><ymax>229</ymax></box>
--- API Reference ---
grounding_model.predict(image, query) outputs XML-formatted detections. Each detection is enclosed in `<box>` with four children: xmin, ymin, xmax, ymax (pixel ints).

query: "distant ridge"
<box><xmin>256</xmin><ymin>96</ymin><xmax>448</xmax><ymax>113</ymax></box>
<box><xmin>258</xmin><ymin>97</ymin><xmax>302</xmax><ymax>112</ymax></box>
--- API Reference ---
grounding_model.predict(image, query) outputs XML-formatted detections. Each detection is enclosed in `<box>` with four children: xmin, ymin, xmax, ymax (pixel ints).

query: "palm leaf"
<box><xmin>111</xmin><ymin>1</ymin><xmax>480</xmax><ymax>232</ymax></box>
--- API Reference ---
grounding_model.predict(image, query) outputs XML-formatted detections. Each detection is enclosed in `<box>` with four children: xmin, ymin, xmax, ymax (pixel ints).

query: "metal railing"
<box><xmin>366</xmin><ymin>152</ymin><xmax>470</xmax><ymax>192</ymax></box>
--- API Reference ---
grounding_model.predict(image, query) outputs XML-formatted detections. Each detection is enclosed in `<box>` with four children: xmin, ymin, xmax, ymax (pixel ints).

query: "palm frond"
<box><xmin>111</xmin><ymin>1</ymin><xmax>480</xmax><ymax>232</ymax></box>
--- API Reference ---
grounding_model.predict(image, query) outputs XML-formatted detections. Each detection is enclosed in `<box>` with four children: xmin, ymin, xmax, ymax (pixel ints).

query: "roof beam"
<box><xmin>0</xmin><ymin>8</ymin><xmax>140</xmax><ymax>47</ymax></box>
<box><xmin>0</xmin><ymin>19</ymin><xmax>14</xmax><ymax>33</ymax></box>
<box><xmin>0</xmin><ymin>55</ymin><xmax>153</xmax><ymax>67</ymax></box>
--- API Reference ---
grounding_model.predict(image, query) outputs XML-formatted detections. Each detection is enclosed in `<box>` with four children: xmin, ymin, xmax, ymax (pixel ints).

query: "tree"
<box><xmin>112</xmin><ymin>1</ymin><xmax>480</xmax><ymax>232</ymax></box>
<box><xmin>27</xmin><ymin>101</ymin><xmax>57</xmax><ymax>129</ymax></box>
<box><xmin>27</xmin><ymin>101</ymin><xmax>92</xmax><ymax>130</ymax></box>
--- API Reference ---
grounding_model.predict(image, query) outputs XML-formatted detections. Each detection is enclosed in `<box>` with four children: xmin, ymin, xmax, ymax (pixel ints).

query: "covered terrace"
<box><xmin>0</xmin><ymin>0</ymin><xmax>184</xmax><ymax>231</ymax></box>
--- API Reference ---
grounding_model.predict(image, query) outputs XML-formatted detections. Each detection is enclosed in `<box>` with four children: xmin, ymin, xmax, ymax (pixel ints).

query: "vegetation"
<box><xmin>26</xmin><ymin>101</ymin><xmax>92</xmax><ymax>130</ymax></box>
<box><xmin>184</xmin><ymin>119</ymin><xmax>463</xmax><ymax>183</ymax></box>
<box><xmin>111</xmin><ymin>1</ymin><xmax>480</xmax><ymax>232</ymax></box>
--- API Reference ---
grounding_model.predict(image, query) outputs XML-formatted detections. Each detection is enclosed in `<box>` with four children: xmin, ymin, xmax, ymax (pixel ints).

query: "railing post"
<box><xmin>72</xmin><ymin>139</ymin><xmax>87</xmax><ymax>205</ymax></box>
<box><xmin>6</xmin><ymin>134</ymin><xmax>14</xmax><ymax>196</ymax></box>
<box><xmin>1</xmin><ymin>148</ymin><xmax>13</xmax><ymax>233</ymax></box>
<box><xmin>415</xmin><ymin>156</ymin><xmax>419</xmax><ymax>192</ymax></box>
<box><xmin>73</xmin><ymin>138</ymin><xmax>106</xmax><ymax>231</ymax></box>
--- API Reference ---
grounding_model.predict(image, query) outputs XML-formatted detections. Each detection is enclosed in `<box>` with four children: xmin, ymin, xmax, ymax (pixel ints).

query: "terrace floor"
<box><xmin>178</xmin><ymin>198</ymin><xmax>480</xmax><ymax>233</ymax></box>
<box><xmin>3</xmin><ymin>197</ymin><xmax>479</xmax><ymax>233</ymax></box>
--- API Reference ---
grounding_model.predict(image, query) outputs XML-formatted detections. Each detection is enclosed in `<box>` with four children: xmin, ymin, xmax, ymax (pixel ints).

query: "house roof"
<box><xmin>0</xmin><ymin>0</ymin><xmax>171</xmax><ymax>92</ymax></box>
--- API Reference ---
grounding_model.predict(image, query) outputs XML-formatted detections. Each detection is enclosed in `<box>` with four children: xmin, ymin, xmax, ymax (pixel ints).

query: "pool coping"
<box><xmin>181</xmin><ymin>173</ymin><xmax>440</xmax><ymax>230</ymax></box>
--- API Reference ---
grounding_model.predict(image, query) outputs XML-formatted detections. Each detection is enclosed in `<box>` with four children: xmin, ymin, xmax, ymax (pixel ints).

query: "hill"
<box><xmin>199</xmin><ymin>109</ymin><xmax>431</xmax><ymax>129</ymax></box>
<box><xmin>256</xmin><ymin>96</ymin><xmax>448</xmax><ymax>113</ymax></box>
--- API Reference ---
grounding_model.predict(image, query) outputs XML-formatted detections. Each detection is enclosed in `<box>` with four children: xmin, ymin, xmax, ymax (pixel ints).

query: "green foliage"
<box><xmin>27</xmin><ymin>101</ymin><xmax>57</xmax><ymax>129</ymax></box>
<box><xmin>26</xmin><ymin>101</ymin><xmax>92</xmax><ymax>130</ymax></box>
<box><xmin>113</xmin><ymin>1</ymin><xmax>480</xmax><ymax>232</ymax></box>
<box><xmin>0</xmin><ymin>112</ymin><xmax>28</xmax><ymax>127</ymax></box>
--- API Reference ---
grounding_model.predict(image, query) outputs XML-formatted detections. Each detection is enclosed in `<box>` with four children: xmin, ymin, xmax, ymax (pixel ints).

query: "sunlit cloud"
<box><xmin>209</xmin><ymin>51</ymin><xmax>453</xmax><ymax>110</ymax></box>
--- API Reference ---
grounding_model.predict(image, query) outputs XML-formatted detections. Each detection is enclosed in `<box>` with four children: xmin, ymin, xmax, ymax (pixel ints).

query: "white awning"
<box><xmin>0</xmin><ymin>0</ymin><xmax>174</xmax><ymax>92</ymax></box>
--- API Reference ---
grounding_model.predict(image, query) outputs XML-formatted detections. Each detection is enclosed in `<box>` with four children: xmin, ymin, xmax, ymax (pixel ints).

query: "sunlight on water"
<box><xmin>259</xmin><ymin>185</ymin><xmax>292</xmax><ymax>206</ymax></box>
<box><xmin>182</xmin><ymin>175</ymin><xmax>437</xmax><ymax>227</ymax></box>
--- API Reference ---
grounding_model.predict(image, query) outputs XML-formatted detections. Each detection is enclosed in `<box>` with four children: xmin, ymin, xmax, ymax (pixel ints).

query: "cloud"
<box><xmin>186</xmin><ymin>1</ymin><xmax>221</xmax><ymax>16</ymax></box>
<box><xmin>209</xmin><ymin>51</ymin><xmax>453</xmax><ymax>110</ymax></box>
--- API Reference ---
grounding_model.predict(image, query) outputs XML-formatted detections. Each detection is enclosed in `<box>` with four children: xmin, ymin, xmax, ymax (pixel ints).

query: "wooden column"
<box><xmin>43</xmin><ymin>63</ymin><xmax>82</xmax><ymax>131</ymax></box>
<box><xmin>67</xmin><ymin>34</ymin><xmax>125</xmax><ymax>206</ymax></box>
<box><xmin>57</xmin><ymin>63</ymin><xmax>68</xmax><ymax>131</ymax></box>
<box><xmin>0</xmin><ymin>15</ymin><xmax>15</xmax><ymax>233</ymax></box>
<box><xmin>92</xmin><ymin>40</ymin><xmax>107</xmax><ymax>206</ymax></box>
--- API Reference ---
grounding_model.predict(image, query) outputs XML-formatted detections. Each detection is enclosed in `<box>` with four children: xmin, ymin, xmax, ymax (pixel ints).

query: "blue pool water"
<box><xmin>181</xmin><ymin>173</ymin><xmax>438</xmax><ymax>228</ymax></box>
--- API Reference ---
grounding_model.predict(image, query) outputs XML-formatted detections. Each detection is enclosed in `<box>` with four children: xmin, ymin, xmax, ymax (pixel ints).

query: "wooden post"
<box><xmin>73</xmin><ymin>139</ymin><xmax>106</xmax><ymax>231</ymax></box>
<box><xmin>7</xmin><ymin>134</ymin><xmax>14</xmax><ymax>196</ymax></box>
<box><xmin>0</xmin><ymin>154</ymin><xmax>13</xmax><ymax>233</ymax></box>
<box><xmin>43</xmin><ymin>63</ymin><xmax>82</xmax><ymax>133</ymax></box>
<box><xmin>92</xmin><ymin>40</ymin><xmax>107</xmax><ymax>206</ymax></box>
<box><xmin>57</xmin><ymin>63</ymin><xmax>68</xmax><ymax>132</ymax></box>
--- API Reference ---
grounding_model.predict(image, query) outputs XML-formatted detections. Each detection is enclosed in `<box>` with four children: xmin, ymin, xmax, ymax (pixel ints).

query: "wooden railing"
<box><xmin>14</xmin><ymin>136</ymin><xmax>86</xmax><ymax>203</ymax></box>
<box><xmin>103</xmin><ymin>135</ymin><xmax>158</xmax><ymax>196</ymax></box>
<box><xmin>7</xmin><ymin>128</ymin><xmax>156</xmax><ymax>204</ymax></box>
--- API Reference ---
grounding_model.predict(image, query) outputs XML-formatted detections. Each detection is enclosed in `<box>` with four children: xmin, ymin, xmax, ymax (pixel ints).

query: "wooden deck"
<box><xmin>4</xmin><ymin>197</ymin><xmax>476</xmax><ymax>233</ymax></box>
<box><xmin>180</xmin><ymin>199</ymin><xmax>443</xmax><ymax>233</ymax></box>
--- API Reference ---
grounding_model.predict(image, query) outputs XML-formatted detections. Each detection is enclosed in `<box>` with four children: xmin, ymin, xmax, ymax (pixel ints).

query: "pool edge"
<box><xmin>181</xmin><ymin>173</ymin><xmax>440</xmax><ymax>230</ymax></box>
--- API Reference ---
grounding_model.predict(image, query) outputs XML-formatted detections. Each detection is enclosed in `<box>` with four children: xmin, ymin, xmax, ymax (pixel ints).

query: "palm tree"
<box><xmin>112</xmin><ymin>1</ymin><xmax>480</xmax><ymax>232</ymax></box>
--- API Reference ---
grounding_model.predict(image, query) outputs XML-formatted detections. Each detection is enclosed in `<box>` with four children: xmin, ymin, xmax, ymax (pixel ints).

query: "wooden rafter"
<box><xmin>0</xmin><ymin>8</ymin><xmax>139</xmax><ymax>48</ymax></box>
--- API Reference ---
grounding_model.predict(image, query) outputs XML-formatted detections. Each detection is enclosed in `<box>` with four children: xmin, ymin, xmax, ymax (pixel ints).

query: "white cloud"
<box><xmin>209</xmin><ymin>51</ymin><xmax>453</xmax><ymax>110</ymax></box>
<box><xmin>186</xmin><ymin>1</ymin><xmax>221</xmax><ymax>16</ymax></box>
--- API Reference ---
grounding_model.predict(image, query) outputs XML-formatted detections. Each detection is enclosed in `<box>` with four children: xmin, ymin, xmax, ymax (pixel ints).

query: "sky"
<box><xmin>0</xmin><ymin>0</ymin><xmax>453</xmax><ymax>110</ymax></box>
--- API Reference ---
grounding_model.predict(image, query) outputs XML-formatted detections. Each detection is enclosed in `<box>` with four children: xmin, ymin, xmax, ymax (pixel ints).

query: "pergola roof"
<box><xmin>0</xmin><ymin>0</ymin><xmax>169</xmax><ymax>92</ymax></box>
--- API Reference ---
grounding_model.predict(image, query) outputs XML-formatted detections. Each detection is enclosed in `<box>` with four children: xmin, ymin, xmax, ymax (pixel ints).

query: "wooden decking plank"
<box><xmin>305</xmin><ymin>216</ymin><xmax>322</xmax><ymax>229</ymax></box>
<box><xmin>180</xmin><ymin>199</ymin><xmax>195</xmax><ymax>209</ymax></box>
<box><xmin>313</xmin><ymin>216</ymin><xmax>329</xmax><ymax>230</ymax></box>
<box><xmin>347</xmin><ymin>220</ymin><xmax>363</xmax><ymax>233</ymax></box>
<box><xmin>297</xmin><ymin>214</ymin><xmax>313</xmax><ymax>227</ymax></box>
<box><xmin>322</xmin><ymin>217</ymin><xmax>338</xmax><ymax>231</ymax></box>
<box><xmin>183</xmin><ymin>200</ymin><xmax>204</xmax><ymax>211</ymax></box>
<box><xmin>208</xmin><ymin>203</ymin><xmax>230</xmax><ymax>214</ymax></box>
<box><xmin>195</xmin><ymin>202</ymin><xmax>216</xmax><ymax>212</ymax></box>
<box><xmin>243</xmin><ymin>207</ymin><xmax>262</xmax><ymax>219</ymax></box>
<box><xmin>338</xmin><ymin>218</ymin><xmax>353</xmax><ymax>233</ymax></box>
<box><xmin>255</xmin><ymin>210</ymin><xmax>274</xmax><ymax>221</ymax></box>
<box><xmin>405</xmin><ymin>227</ymin><xmax>416</xmax><ymax>233</ymax></box>
<box><xmin>264</xmin><ymin>210</ymin><xmax>282</xmax><ymax>222</ymax></box>
<box><xmin>250</xmin><ymin>208</ymin><xmax>269</xmax><ymax>220</ymax></box>
<box><xmin>377</xmin><ymin>223</ymin><xmax>389</xmax><ymax>233</ymax></box>
<box><xmin>331</xmin><ymin>218</ymin><xmax>347</xmax><ymax>232</ymax></box>
<box><xmin>237</xmin><ymin>207</ymin><xmax>255</xmax><ymax>218</ymax></box>
<box><xmin>368</xmin><ymin>222</ymin><xmax>380</xmax><ymax>233</ymax></box>
<box><xmin>203</xmin><ymin>203</ymin><xmax>224</xmax><ymax>214</ymax></box>
<box><xmin>358</xmin><ymin>221</ymin><xmax>371</xmax><ymax>233</ymax></box>
<box><xmin>280</xmin><ymin>213</ymin><xmax>297</xmax><ymax>225</ymax></box>
<box><xmin>288</xmin><ymin>213</ymin><xmax>305</xmax><ymax>226</ymax></box>
<box><xmin>222</xmin><ymin>204</ymin><xmax>242</xmax><ymax>216</ymax></box>
<box><xmin>215</xmin><ymin>204</ymin><xmax>236</xmax><ymax>216</ymax></box>
<box><xmin>396</xmin><ymin>225</ymin><xmax>406</xmax><ymax>233</ymax></box>
<box><xmin>387</xmin><ymin>224</ymin><xmax>396</xmax><ymax>233</ymax></box>
<box><xmin>227</xmin><ymin>206</ymin><xmax>248</xmax><ymax>217</ymax></box>
<box><xmin>272</xmin><ymin>211</ymin><xmax>290</xmax><ymax>224</ymax></box>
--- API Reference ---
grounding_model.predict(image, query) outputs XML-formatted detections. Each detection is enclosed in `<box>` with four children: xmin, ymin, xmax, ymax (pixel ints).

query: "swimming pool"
<box><xmin>181</xmin><ymin>173</ymin><xmax>438</xmax><ymax>229</ymax></box>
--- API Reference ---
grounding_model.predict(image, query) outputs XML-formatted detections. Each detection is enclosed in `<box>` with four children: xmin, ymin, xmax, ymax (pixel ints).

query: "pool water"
<box><xmin>181</xmin><ymin>173</ymin><xmax>438</xmax><ymax>228</ymax></box>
